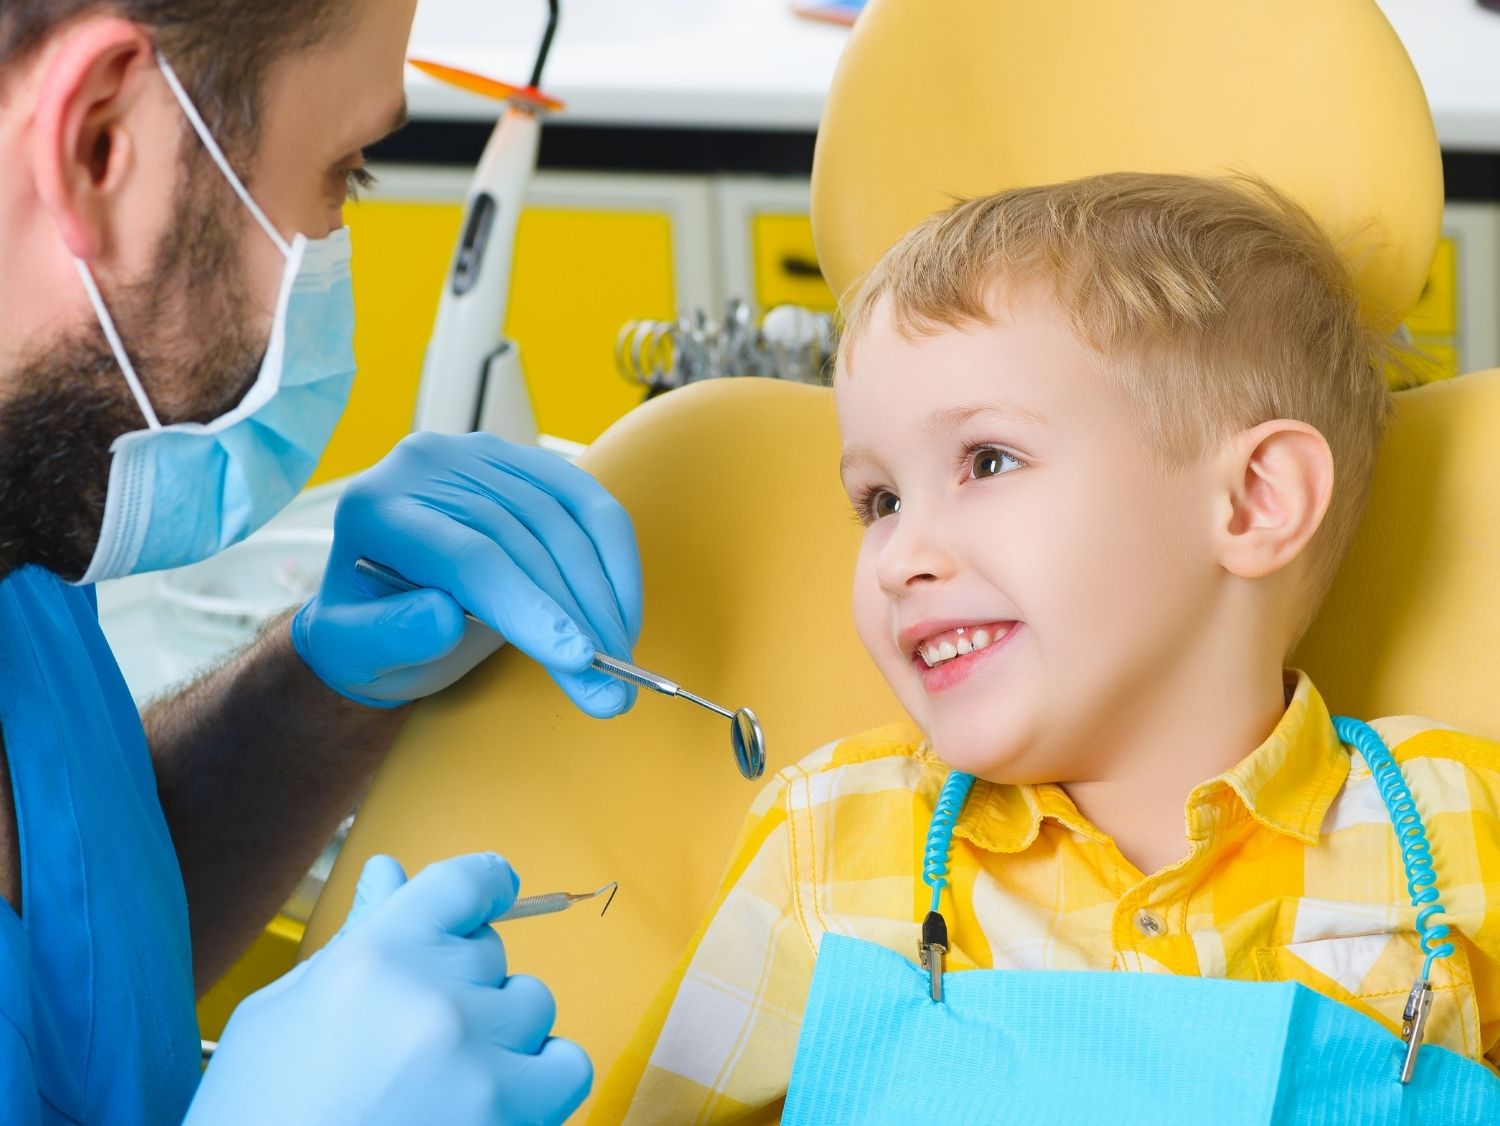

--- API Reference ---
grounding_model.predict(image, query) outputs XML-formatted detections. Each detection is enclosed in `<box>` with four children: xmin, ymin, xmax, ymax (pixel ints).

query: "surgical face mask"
<box><xmin>71</xmin><ymin>52</ymin><xmax>357</xmax><ymax>585</ymax></box>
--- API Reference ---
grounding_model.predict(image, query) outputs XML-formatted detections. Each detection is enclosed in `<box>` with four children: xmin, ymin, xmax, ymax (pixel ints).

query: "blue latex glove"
<box><xmin>292</xmin><ymin>432</ymin><xmax>642</xmax><ymax>715</ymax></box>
<box><xmin>185</xmin><ymin>853</ymin><xmax>591</xmax><ymax>1126</ymax></box>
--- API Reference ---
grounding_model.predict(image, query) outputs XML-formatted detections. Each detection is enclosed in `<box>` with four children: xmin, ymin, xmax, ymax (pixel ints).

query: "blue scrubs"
<box><xmin>0</xmin><ymin>567</ymin><xmax>200</xmax><ymax>1123</ymax></box>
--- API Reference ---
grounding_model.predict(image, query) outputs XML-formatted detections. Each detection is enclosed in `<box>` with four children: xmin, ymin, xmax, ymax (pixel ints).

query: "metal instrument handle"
<box><xmin>496</xmin><ymin>882</ymin><xmax>618</xmax><ymax>923</ymax></box>
<box><xmin>351</xmin><ymin>557</ymin><xmax>745</xmax><ymax>733</ymax></box>
<box><xmin>497</xmin><ymin>892</ymin><xmax>574</xmax><ymax>922</ymax></box>
<box><xmin>353</xmin><ymin>557</ymin><xmax>486</xmax><ymax>621</ymax></box>
<box><xmin>590</xmin><ymin>652</ymin><xmax>678</xmax><ymax>696</ymax></box>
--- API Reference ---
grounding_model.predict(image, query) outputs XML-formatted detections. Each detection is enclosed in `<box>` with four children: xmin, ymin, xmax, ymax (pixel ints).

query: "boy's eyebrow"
<box><xmin>924</xmin><ymin>401</ymin><xmax>1054</xmax><ymax>434</ymax></box>
<box><xmin>840</xmin><ymin>400</ymin><xmax>1053</xmax><ymax>478</ymax></box>
<box><xmin>839</xmin><ymin>446</ymin><xmax>875</xmax><ymax>479</ymax></box>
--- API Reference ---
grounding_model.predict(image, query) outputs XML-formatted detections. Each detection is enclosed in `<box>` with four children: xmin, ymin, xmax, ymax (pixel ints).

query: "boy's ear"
<box><xmin>1214</xmin><ymin>420</ymin><xmax>1334</xmax><ymax>580</ymax></box>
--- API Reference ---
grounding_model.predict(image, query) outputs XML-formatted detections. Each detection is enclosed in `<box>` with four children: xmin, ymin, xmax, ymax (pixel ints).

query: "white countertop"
<box><xmin>406</xmin><ymin>0</ymin><xmax>1500</xmax><ymax>150</ymax></box>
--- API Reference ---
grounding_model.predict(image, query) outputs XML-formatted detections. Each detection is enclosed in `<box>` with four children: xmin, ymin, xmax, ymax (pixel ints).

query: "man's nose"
<box><xmin>874</xmin><ymin>507</ymin><xmax>958</xmax><ymax>595</ymax></box>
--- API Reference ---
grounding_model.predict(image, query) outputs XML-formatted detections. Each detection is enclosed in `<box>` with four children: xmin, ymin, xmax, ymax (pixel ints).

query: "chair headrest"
<box><xmin>812</xmin><ymin>0</ymin><xmax>1442</xmax><ymax>328</ymax></box>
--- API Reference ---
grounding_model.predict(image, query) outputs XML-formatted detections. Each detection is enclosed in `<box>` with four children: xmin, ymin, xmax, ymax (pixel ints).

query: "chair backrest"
<box><xmin>303</xmin><ymin>0</ymin><xmax>1480</xmax><ymax>1090</ymax></box>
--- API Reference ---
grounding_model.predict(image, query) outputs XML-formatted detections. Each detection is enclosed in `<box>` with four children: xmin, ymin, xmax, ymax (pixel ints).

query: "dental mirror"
<box><xmin>731</xmin><ymin>707</ymin><xmax>768</xmax><ymax>781</ymax></box>
<box><xmin>353</xmin><ymin>558</ymin><xmax>768</xmax><ymax>780</ymax></box>
<box><xmin>590</xmin><ymin>653</ymin><xmax>767</xmax><ymax>781</ymax></box>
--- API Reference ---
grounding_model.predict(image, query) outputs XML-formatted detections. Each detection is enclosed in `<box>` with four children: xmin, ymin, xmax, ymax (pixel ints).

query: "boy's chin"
<box><xmin>926</xmin><ymin>721</ymin><xmax>1039</xmax><ymax>784</ymax></box>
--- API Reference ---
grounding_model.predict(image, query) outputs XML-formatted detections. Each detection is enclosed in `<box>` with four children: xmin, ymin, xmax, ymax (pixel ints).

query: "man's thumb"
<box><xmin>335</xmin><ymin>854</ymin><xmax>409</xmax><ymax>938</ymax></box>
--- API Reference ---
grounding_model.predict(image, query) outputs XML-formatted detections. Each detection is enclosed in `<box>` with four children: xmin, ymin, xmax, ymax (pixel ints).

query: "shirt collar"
<box><xmin>953</xmin><ymin>669</ymin><xmax>1350</xmax><ymax>854</ymax></box>
<box><xmin>955</xmin><ymin>777</ymin><xmax>1106</xmax><ymax>855</ymax></box>
<box><xmin>1215</xmin><ymin>668</ymin><xmax>1349</xmax><ymax>843</ymax></box>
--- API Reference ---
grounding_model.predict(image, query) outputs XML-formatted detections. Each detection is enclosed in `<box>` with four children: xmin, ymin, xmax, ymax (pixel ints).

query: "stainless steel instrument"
<box><xmin>615</xmin><ymin>300</ymin><xmax>836</xmax><ymax>392</ymax></box>
<box><xmin>351</xmin><ymin>557</ymin><xmax>767</xmax><ymax>780</ymax></box>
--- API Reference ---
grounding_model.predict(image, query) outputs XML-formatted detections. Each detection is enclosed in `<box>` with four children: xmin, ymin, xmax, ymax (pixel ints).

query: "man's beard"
<box><xmin>0</xmin><ymin>155</ymin><xmax>267</xmax><ymax>583</ymax></box>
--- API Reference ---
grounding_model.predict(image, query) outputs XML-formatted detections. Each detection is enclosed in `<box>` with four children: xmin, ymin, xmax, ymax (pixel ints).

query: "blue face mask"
<box><xmin>71</xmin><ymin>52</ymin><xmax>357</xmax><ymax>585</ymax></box>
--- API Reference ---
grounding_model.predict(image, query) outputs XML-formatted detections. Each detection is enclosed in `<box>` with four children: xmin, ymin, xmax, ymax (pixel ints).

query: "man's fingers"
<box><xmin>343</xmin><ymin>624</ymin><xmax>504</xmax><ymax>703</ymax></box>
<box><xmin>551</xmin><ymin>667</ymin><xmax>634</xmax><ymax>719</ymax></box>
<box><xmin>377</xmin><ymin>521</ymin><xmax>596</xmax><ymax>673</ymax></box>
<box><xmin>341</xmin><ymin>854</ymin><xmax>409</xmax><ymax>933</ymax></box>
<box><xmin>473</xmin><ymin>973</ymin><xmax>558</xmax><ymax>1054</ymax></box>
<box><xmin>294</xmin><ymin>589</ymin><xmax>468</xmax><ymax>690</ymax></box>
<box><xmin>382</xmin><ymin>853</ymin><xmax>521</xmax><ymax>938</ymax></box>
<box><xmin>435</xmin><ymin>476</ymin><xmax>635</xmax><ymax>667</ymax></box>
<box><xmin>493</xmin><ymin>1037</ymin><xmax>594</xmax><ymax>1126</ymax></box>
<box><xmin>476</xmin><ymin>439</ymin><xmax>644</xmax><ymax>644</ymax></box>
<box><xmin>380</xmin><ymin>517</ymin><xmax>633</xmax><ymax>713</ymax></box>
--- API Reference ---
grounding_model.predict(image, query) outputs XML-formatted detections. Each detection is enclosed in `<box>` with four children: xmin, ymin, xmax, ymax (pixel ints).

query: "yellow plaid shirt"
<box><xmin>594</xmin><ymin>672</ymin><xmax>1500</xmax><ymax>1123</ymax></box>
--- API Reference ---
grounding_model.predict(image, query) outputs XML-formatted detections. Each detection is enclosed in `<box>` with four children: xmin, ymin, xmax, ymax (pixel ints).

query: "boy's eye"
<box><xmin>871</xmin><ymin>491</ymin><xmax>901</xmax><ymax>519</ymax></box>
<box><xmin>970</xmin><ymin>446</ymin><xmax>1021</xmax><ymax>479</ymax></box>
<box><xmin>853</xmin><ymin>487</ymin><xmax>901</xmax><ymax>524</ymax></box>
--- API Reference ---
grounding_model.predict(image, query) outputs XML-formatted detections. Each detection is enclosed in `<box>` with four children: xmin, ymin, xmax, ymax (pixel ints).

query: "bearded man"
<box><xmin>0</xmin><ymin>2</ymin><xmax>640</xmax><ymax>1121</ymax></box>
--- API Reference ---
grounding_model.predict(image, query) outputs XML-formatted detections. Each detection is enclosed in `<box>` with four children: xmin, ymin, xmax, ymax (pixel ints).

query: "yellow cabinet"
<box><xmin>506</xmin><ymin>207</ymin><xmax>673</xmax><ymax>444</ymax></box>
<box><xmin>752</xmin><ymin>213</ymin><xmax>838</xmax><ymax>312</ymax></box>
<box><xmin>310</xmin><ymin>199</ymin><xmax>463</xmax><ymax>486</ymax></box>
<box><xmin>717</xmin><ymin>180</ymin><xmax>839</xmax><ymax>322</ymax></box>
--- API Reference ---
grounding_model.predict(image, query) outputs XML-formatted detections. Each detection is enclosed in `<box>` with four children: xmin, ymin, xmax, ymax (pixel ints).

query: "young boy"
<box><xmin>594</xmin><ymin>173</ymin><xmax>1500</xmax><ymax>1121</ymax></box>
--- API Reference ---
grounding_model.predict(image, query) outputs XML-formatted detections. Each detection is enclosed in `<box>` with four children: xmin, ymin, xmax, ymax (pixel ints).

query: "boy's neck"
<box><xmin>1056</xmin><ymin>654</ymin><xmax>1293</xmax><ymax>878</ymax></box>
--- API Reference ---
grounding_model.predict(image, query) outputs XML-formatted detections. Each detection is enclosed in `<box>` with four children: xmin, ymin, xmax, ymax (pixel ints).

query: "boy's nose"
<box><xmin>875</xmin><ymin>510</ymin><xmax>958</xmax><ymax>595</ymax></box>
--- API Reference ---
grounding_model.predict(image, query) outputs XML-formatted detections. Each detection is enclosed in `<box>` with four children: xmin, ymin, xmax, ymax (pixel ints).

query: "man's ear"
<box><xmin>1214</xmin><ymin>419</ymin><xmax>1335</xmax><ymax>580</ymax></box>
<box><xmin>29</xmin><ymin>18</ymin><xmax>157</xmax><ymax>261</ymax></box>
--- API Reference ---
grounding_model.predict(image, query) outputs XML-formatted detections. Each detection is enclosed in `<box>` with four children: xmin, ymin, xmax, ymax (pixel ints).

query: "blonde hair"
<box><xmin>838</xmin><ymin>172</ymin><xmax>1397</xmax><ymax>641</ymax></box>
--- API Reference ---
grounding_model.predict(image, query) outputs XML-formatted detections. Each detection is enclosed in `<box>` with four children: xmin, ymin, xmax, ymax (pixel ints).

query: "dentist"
<box><xmin>0</xmin><ymin>1</ymin><xmax>638</xmax><ymax>1122</ymax></box>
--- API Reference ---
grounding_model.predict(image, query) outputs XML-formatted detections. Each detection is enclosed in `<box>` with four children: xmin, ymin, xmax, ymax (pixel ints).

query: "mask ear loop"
<box><xmin>73</xmin><ymin>258</ymin><xmax>162</xmax><ymax>429</ymax></box>
<box><xmin>153</xmin><ymin>51</ymin><xmax>291</xmax><ymax>260</ymax></box>
<box><xmin>72</xmin><ymin>52</ymin><xmax>297</xmax><ymax>431</ymax></box>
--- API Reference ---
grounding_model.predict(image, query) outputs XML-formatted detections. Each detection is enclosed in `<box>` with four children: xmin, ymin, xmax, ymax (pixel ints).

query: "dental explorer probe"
<box><xmin>351</xmin><ymin>557</ymin><xmax>767</xmax><ymax>780</ymax></box>
<box><xmin>498</xmin><ymin>881</ymin><xmax>618</xmax><ymax>923</ymax></box>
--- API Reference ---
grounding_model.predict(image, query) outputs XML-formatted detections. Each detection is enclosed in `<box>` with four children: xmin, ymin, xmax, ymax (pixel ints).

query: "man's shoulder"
<box><xmin>0</xmin><ymin>565</ymin><xmax>96</xmax><ymax>618</ymax></box>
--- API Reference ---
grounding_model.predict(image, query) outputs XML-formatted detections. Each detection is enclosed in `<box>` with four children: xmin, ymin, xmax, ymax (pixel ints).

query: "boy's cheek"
<box><xmin>850</xmin><ymin>559</ymin><xmax>889</xmax><ymax>658</ymax></box>
<box><xmin>851</xmin><ymin>584</ymin><xmax>928</xmax><ymax>716</ymax></box>
<box><xmin>860</xmin><ymin>620</ymin><xmax>919</xmax><ymax>706</ymax></box>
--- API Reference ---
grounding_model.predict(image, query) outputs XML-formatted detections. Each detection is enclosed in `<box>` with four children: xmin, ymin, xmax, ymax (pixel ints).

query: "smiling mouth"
<box><xmin>913</xmin><ymin>623</ymin><xmax>1015</xmax><ymax>668</ymax></box>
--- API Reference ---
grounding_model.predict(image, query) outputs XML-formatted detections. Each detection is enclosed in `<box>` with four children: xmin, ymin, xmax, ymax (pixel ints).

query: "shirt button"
<box><xmin>1134</xmin><ymin>909</ymin><xmax>1165</xmax><ymax>937</ymax></box>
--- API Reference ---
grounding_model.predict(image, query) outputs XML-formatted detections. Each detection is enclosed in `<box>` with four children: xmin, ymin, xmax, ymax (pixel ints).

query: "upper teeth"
<box><xmin>917</xmin><ymin>625</ymin><xmax>1009</xmax><ymax>668</ymax></box>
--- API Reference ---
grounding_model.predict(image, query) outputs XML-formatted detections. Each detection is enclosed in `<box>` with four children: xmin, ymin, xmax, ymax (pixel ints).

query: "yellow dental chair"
<box><xmin>299</xmin><ymin>0</ymin><xmax>1499</xmax><ymax>1110</ymax></box>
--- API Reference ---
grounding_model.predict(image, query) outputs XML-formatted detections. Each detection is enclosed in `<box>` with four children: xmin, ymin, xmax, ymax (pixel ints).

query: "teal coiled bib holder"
<box><xmin>920</xmin><ymin>715</ymin><xmax>1454</xmax><ymax>1083</ymax></box>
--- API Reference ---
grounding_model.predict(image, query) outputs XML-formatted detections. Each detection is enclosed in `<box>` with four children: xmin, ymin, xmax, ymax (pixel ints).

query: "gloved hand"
<box><xmin>292</xmin><ymin>431</ymin><xmax>642</xmax><ymax>715</ymax></box>
<box><xmin>185</xmin><ymin>853</ymin><xmax>591</xmax><ymax>1126</ymax></box>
